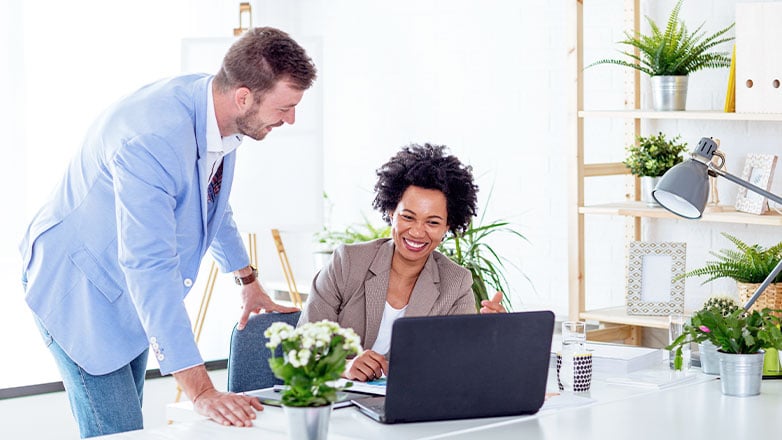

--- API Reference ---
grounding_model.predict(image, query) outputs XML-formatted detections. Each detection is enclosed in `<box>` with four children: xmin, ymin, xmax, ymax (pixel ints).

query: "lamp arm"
<box><xmin>708</xmin><ymin>163</ymin><xmax>782</xmax><ymax>206</ymax></box>
<box><xmin>743</xmin><ymin>258</ymin><xmax>782</xmax><ymax>311</ymax></box>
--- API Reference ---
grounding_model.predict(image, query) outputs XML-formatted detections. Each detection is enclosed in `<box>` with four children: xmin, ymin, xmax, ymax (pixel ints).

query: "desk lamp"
<box><xmin>651</xmin><ymin>137</ymin><xmax>782</xmax><ymax>312</ymax></box>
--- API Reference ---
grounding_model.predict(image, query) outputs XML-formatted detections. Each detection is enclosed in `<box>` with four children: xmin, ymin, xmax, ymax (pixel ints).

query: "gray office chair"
<box><xmin>227</xmin><ymin>311</ymin><xmax>301</xmax><ymax>393</ymax></box>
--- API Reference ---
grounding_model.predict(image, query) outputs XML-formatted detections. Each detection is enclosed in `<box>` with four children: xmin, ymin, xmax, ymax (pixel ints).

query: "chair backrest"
<box><xmin>227</xmin><ymin>311</ymin><xmax>302</xmax><ymax>393</ymax></box>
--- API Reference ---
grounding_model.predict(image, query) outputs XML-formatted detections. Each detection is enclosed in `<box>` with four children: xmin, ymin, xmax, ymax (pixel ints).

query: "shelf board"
<box><xmin>579</xmin><ymin>201</ymin><xmax>782</xmax><ymax>226</ymax></box>
<box><xmin>580</xmin><ymin>306</ymin><xmax>670</xmax><ymax>330</ymax></box>
<box><xmin>579</xmin><ymin>109</ymin><xmax>782</xmax><ymax>121</ymax></box>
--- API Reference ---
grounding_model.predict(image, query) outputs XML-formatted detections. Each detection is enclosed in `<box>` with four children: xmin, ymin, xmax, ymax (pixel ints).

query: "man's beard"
<box><xmin>236</xmin><ymin>104</ymin><xmax>269</xmax><ymax>141</ymax></box>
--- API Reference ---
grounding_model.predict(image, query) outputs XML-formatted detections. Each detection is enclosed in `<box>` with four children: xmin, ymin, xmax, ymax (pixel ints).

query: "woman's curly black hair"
<box><xmin>372</xmin><ymin>143</ymin><xmax>478</xmax><ymax>235</ymax></box>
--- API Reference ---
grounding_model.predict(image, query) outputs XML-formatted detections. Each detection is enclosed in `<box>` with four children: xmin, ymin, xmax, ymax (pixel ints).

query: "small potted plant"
<box><xmin>587</xmin><ymin>0</ymin><xmax>734</xmax><ymax>110</ymax></box>
<box><xmin>623</xmin><ymin>132</ymin><xmax>687</xmax><ymax>207</ymax></box>
<box><xmin>679</xmin><ymin>233</ymin><xmax>782</xmax><ymax>312</ymax></box>
<box><xmin>265</xmin><ymin>320</ymin><xmax>362</xmax><ymax>440</ymax></box>
<box><xmin>667</xmin><ymin>306</ymin><xmax>782</xmax><ymax>396</ymax></box>
<box><xmin>696</xmin><ymin>295</ymin><xmax>741</xmax><ymax>375</ymax></box>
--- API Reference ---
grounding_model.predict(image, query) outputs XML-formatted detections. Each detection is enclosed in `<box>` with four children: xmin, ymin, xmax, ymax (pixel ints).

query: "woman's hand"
<box><xmin>343</xmin><ymin>350</ymin><xmax>388</xmax><ymax>381</ymax></box>
<box><xmin>480</xmin><ymin>291</ymin><xmax>507</xmax><ymax>314</ymax></box>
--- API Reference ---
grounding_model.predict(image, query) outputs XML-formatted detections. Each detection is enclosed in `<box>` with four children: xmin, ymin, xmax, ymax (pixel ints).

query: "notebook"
<box><xmin>246</xmin><ymin>385</ymin><xmax>380</xmax><ymax>409</ymax></box>
<box><xmin>351</xmin><ymin>310</ymin><xmax>555</xmax><ymax>424</ymax></box>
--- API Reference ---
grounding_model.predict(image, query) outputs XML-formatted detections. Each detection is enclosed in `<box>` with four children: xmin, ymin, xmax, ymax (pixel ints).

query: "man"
<box><xmin>19</xmin><ymin>27</ymin><xmax>316</xmax><ymax>438</ymax></box>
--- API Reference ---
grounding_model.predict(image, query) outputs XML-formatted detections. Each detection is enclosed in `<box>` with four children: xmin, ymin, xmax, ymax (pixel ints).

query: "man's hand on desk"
<box><xmin>344</xmin><ymin>350</ymin><xmax>388</xmax><ymax>382</ymax></box>
<box><xmin>193</xmin><ymin>389</ymin><xmax>264</xmax><ymax>427</ymax></box>
<box><xmin>175</xmin><ymin>364</ymin><xmax>264</xmax><ymax>427</ymax></box>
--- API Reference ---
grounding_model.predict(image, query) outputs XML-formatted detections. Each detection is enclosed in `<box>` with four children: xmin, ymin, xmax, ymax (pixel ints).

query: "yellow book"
<box><xmin>724</xmin><ymin>44</ymin><xmax>736</xmax><ymax>112</ymax></box>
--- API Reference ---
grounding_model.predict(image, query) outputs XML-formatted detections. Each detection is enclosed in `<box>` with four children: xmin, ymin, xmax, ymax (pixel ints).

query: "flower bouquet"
<box><xmin>265</xmin><ymin>320</ymin><xmax>362</xmax><ymax>407</ymax></box>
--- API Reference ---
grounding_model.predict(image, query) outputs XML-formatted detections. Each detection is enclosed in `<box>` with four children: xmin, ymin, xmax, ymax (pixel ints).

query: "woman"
<box><xmin>299</xmin><ymin>143</ymin><xmax>505</xmax><ymax>381</ymax></box>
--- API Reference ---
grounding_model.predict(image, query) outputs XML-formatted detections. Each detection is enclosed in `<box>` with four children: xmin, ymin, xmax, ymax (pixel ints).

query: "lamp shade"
<box><xmin>651</xmin><ymin>159</ymin><xmax>710</xmax><ymax>219</ymax></box>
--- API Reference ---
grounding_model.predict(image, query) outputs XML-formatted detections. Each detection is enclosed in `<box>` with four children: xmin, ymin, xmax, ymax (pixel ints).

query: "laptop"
<box><xmin>351</xmin><ymin>310</ymin><xmax>555</xmax><ymax>424</ymax></box>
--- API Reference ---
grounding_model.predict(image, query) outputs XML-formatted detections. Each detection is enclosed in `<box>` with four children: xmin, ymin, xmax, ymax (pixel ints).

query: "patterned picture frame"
<box><xmin>735</xmin><ymin>153</ymin><xmax>778</xmax><ymax>215</ymax></box>
<box><xmin>626</xmin><ymin>242</ymin><xmax>686</xmax><ymax>316</ymax></box>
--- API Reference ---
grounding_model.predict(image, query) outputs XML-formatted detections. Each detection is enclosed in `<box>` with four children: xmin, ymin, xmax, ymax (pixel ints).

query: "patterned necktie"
<box><xmin>207</xmin><ymin>162</ymin><xmax>223</xmax><ymax>203</ymax></box>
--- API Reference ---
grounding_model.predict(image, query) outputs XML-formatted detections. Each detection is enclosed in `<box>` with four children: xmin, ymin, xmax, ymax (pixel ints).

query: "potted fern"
<box><xmin>587</xmin><ymin>0</ymin><xmax>734</xmax><ymax>110</ymax></box>
<box><xmin>679</xmin><ymin>232</ymin><xmax>782</xmax><ymax>312</ymax></box>
<box><xmin>438</xmin><ymin>216</ymin><xmax>530</xmax><ymax>313</ymax></box>
<box><xmin>623</xmin><ymin>132</ymin><xmax>687</xmax><ymax>207</ymax></box>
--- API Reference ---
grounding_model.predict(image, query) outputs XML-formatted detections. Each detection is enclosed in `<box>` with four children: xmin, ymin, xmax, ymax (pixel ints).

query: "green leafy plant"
<box><xmin>623</xmin><ymin>132</ymin><xmax>688</xmax><ymax>177</ymax></box>
<box><xmin>677</xmin><ymin>233</ymin><xmax>782</xmax><ymax>284</ymax></box>
<box><xmin>438</xmin><ymin>214</ymin><xmax>530</xmax><ymax>312</ymax></box>
<box><xmin>315</xmin><ymin>192</ymin><xmax>391</xmax><ymax>251</ymax></box>
<box><xmin>587</xmin><ymin>0</ymin><xmax>734</xmax><ymax>76</ymax></box>
<box><xmin>666</xmin><ymin>306</ymin><xmax>782</xmax><ymax>370</ymax></box>
<box><xmin>265</xmin><ymin>320</ymin><xmax>362</xmax><ymax>407</ymax></box>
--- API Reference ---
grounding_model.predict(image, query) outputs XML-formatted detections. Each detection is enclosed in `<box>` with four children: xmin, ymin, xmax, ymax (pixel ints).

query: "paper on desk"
<box><xmin>541</xmin><ymin>392</ymin><xmax>595</xmax><ymax>410</ymax></box>
<box><xmin>334</xmin><ymin>377</ymin><xmax>387</xmax><ymax>395</ymax></box>
<box><xmin>605</xmin><ymin>370</ymin><xmax>697</xmax><ymax>389</ymax></box>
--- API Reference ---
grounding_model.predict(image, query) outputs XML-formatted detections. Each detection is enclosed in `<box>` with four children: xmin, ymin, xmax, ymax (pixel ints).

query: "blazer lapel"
<box><xmin>362</xmin><ymin>241</ymin><xmax>394</xmax><ymax>349</ymax></box>
<box><xmin>406</xmin><ymin>254</ymin><xmax>441</xmax><ymax>317</ymax></box>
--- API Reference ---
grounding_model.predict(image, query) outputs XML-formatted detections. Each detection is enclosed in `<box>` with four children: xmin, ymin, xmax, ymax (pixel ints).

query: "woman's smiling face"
<box><xmin>390</xmin><ymin>185</ymin><xmax>449</xmax><ymax>265</ymax></box>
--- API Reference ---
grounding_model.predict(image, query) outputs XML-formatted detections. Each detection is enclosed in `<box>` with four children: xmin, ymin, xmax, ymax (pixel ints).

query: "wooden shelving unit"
<box><xmin>567</xmin><ymin>0</ymin><xmax>782</xmax><ymax>346</ymax></box>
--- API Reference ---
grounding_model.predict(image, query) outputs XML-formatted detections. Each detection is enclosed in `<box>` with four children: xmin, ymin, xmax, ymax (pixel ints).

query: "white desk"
<box><xmin>98</xmin><ymin>361</ymin><xmax>782</xmax><ymax>439</ymax></box>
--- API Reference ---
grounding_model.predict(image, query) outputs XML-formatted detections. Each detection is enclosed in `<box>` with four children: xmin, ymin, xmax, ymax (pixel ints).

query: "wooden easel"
<box><xmin>271</xmin><ymin>229</ymin><xmax>303</xmax><ymax>308</ymax></box>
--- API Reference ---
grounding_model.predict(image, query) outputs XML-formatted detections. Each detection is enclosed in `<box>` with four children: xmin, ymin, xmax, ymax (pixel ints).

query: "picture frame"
<box><xmin>626</xmin><ymin>242</ymin><xmax>686</xmax><ymax>316</ymax></box>
<box><xmin>734</xmin><ymin>153</ymin><xmax>778</xmax><ymax>215</ymax></box>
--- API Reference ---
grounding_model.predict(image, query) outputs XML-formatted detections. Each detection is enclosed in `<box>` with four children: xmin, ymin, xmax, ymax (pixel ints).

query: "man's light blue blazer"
<box><xmin>19</xmin><ymin>74</ymin><xmax>250</xmax><ymax>375</ymax></box>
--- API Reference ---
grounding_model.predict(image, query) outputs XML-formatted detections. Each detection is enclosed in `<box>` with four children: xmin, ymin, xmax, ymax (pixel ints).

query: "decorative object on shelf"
<box><xmin>586</xmin><ymin>0</ymin><xmax>734</xmax><ymax>111</ymax></box>
<box><xmin>704</xmin><ymin>151</ymin><xmax>726</xmax><ymax>213</ymax></box>
<box><xmin>736</xmin><ymin>3</ymin><xmax>782</xmax><ymax>113</ymax></box>
<box><xmin>625</xmin><ymin>241</ymin><xmax>686</xmax><ymax>316</ymax></box>
<box><xmin>233</xmin><ymin>2</ymin><xmax>252</xmax><ymax>36</ymax></box>
<box><xmin>265</xmin><ymin>320</ymin><xmax>362</xmax><ymax>440</ymax></box>
<box><xmin>723</xmin><ymin>44</ymin><xmax>737</xmax><ymax>113</ymax></box>
<box><xmin>623</xmin><ymin>132</ymin><xmax>688</xmax><ymax>207</ymax></box>
<box><xmin>734</xmin><ymin>153</ymin><xmax>778</xmax><ymax>215</ymax></box>
<box><xmin>666</xmin><ymin>305</ymin><xmax>782</xmax><ymax>396</ymax></box>
<box><xmin>698</xmin><ymin>296</ymin><xmax>741</xmax><ymax>375</ymax></box>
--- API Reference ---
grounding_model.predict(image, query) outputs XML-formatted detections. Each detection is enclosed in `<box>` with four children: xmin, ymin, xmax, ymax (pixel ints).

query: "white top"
<box><xmin>205</xmin><ymin>78</ymin><xmax>243</xmax><ymax>187</ymax></box>
<box><xmin>370</xmin><ymin>301</ymin><xmax>407</xmax><ymax>355</ymax></box>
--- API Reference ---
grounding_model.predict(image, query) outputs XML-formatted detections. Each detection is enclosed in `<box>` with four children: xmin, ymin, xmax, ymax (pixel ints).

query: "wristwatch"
<box><xmin>234</xmin><ymin>265</ymin><xmax>258</xmax><ymax>286</ymax></box>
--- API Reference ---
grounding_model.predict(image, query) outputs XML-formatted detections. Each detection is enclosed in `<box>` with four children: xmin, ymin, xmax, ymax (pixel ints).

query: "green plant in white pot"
<box><xmin>623</xmin><ymin>132</ymin><xmax>687</xmax><ymax>207</ymax></box>
<box><xmin>587</xmin><ymin>0</ymin><xmax>734</xmax><ymax>110</ymax></box>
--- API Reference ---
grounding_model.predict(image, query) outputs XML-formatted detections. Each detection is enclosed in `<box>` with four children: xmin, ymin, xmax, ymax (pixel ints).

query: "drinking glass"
<box><xmin>559</xmin><ymin>321</ymin><xmax>588</xmax><ymax>392</ymax></box>
<box><xmin>668</xmin><ymin>313</ymin><xmax>691</xmax><ymax>370</ymax></box>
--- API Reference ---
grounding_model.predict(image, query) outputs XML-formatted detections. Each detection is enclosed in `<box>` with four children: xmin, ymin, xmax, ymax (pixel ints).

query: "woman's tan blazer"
<box><xmin>299</xmin><ymin>239</ymin><xmax>476</xmax><ymax>349</ymax></box>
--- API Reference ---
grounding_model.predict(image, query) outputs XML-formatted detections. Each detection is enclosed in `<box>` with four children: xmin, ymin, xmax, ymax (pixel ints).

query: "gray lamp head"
<box><xmin>651</xmin><ymin>137</ymin><xmax>718</xmax><ymax>219</ymax></box>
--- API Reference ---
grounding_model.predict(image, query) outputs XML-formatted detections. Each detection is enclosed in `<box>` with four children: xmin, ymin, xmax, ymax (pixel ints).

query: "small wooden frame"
<box><xmin>735</xmin><ymin>153</ymin><xmax>778</xmax><ymax>215</ymax></box>
<box><xmin>626</xmin><ymin>242</ymin><xmax>686</xmax><ymax>316</ymax></box>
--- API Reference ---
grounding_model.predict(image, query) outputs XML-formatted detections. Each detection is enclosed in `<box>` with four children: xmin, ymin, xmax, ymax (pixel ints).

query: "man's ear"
<box><xmin>234</xmin><ymin>87</ymin><xmax>253</xmax><ymax>111</ymax></box>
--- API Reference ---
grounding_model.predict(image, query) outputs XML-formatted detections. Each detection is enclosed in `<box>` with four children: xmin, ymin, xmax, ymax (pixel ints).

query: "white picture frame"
<box><xmin>626</xmin><ymin>242</ymin><xmax>686</xmax><ymax>316</ymax></box>
<box><xmin>735</xmin><ymin>153</ymin><xmax>778</xmax><ymax>215</ymax></box>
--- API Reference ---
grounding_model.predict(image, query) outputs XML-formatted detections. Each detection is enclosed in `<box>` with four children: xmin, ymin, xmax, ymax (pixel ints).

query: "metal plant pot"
<box><xmin>640</xmin><ymin>176</ymin><xmax>661</xmax><ymax>207</ymax></box>
<box><xmin>698</xmin><ymin>340</ymin><xmax>720</xmax><ymax>375</ymax></box>
<box><xmin>718</xmin><ymin>350</ymin><xmax>765</xmax><ymax>397</ymax></box>
<box><xmin>283</xmin><ymin>404</ymin><xmax>333</xmax><ymax>440</ymax></box>
<box><xmin>650</xmin><ymin>75</ymin><xmax>688</xmax><ymax>111</ymax></box>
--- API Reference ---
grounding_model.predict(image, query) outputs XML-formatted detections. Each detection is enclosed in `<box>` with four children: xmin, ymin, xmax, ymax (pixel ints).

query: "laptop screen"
<box><xmin>367</xmin><ymin>310</ymin><xmax>555</xmax><ymax>423</ymax></box>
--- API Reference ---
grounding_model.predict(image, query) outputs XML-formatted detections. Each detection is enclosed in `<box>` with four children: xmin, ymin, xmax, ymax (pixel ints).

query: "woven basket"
<box><xmin>737</xmin><ymin>282</ymin><xmax>782</xmax><ymax>313</ymax></box>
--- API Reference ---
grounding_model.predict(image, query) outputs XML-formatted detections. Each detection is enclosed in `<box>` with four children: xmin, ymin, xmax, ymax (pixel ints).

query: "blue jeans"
<box><xmin>35</xmin><ymin>317</ymin><xmax>149</xmax><ymax>438</ymax></box>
